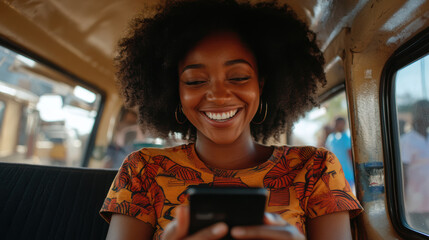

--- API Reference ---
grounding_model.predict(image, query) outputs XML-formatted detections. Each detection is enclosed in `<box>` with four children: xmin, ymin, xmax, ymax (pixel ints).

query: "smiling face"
<box><xmin>178</xmin><ymin>32</ymin><xmax>262</xmax><ymax>145</ymax></box>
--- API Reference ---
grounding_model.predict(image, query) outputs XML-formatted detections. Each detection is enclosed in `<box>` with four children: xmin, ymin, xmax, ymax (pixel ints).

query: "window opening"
<box><xmin>0</xmin><ymin>44</ymin><xmax>102</xmax><ymax>167</ymax></box>
<box><xmin>395</xmin><ymin>54</ymin><xmax>429</xmax><ymax>234</ymax></box>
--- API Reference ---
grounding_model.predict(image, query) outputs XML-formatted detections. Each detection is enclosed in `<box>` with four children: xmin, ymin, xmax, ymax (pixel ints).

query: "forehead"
<box><xmin>180</xmin><ymin>32</ymin><xmax>256</xmax><ymax>66</ymax></box>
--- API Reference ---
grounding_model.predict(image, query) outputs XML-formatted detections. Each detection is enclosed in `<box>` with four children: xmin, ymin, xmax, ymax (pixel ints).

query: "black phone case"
<box><xmin>188</xmin><ymin>187</ymin><xmax>267</xmax><ymax>240</ymax></box>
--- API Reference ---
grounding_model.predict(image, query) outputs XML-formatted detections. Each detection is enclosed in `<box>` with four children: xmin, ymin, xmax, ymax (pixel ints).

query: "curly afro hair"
<box><xmin>116</xmin><ymin>0</ymin><xmax>326</xmax><ymax>143</ymax></box>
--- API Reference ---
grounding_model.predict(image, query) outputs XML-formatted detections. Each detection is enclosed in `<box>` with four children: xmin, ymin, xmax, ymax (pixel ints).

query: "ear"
<box><xmin>258</xmin><ymin>78</ymin><xmax>265</xmax><ymax>96</ymax></box>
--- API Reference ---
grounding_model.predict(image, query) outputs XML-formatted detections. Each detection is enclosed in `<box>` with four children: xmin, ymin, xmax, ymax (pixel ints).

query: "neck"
<box><xmin>195</xmin><ymin>130</ymin><xmax>269</xmax><ymax>170</ymax></box>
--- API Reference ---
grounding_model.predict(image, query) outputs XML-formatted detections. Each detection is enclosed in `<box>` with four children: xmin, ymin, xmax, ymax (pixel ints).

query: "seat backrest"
<box><xmin>0</xmin><ymin>162</ymin><xmax>117</xmax><ymax>240</ymax></box>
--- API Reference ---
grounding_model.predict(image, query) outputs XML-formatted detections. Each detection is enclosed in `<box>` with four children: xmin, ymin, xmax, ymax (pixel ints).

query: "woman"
<box><xmin>400</xmin><ymin>100</ymin><xmax>429</xmax><ymax>232</ymax></box>
<box><xmin>100</xmin><ymin>1</ymin><xmax>363</xmax><ymax>239</ymax></box>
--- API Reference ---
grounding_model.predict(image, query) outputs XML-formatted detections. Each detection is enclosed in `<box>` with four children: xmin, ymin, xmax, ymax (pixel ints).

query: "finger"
<box><xmin>161</xmin><ymin>206</ymin><xmax>189</xmax><ymax>240</ymax></box>
<box><xmin>264</xmin><ymin>212</ymin><xmax>288</xmax><ymax>226</ymax></box>
<box><xmin>176</xmin><ymin>206</ymin><xmax>190</xmax><ymax>237</ymax></box>
<box><xmin>184</xmin><ymin>222</ymin><xmax>228</xmax><ymax>240</ymax></box>
<box><xmin>231</xmin><ymin>225</ymin><xmax>304</xmax><ymax>240</ymax></box>
<box><xmin>161</xmin><ymin>220</ymin><xmax>178</xmax><ymax>240</ymax></box>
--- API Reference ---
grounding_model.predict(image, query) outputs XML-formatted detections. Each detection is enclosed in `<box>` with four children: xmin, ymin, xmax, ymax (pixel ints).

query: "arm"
<box><xmin>306</xmin><ymin>211</ymin><xmax>352</xmax><ymax>240</ymax></box>
<box><xmin>304</xmin><ymin>149</ymin><xmax>360</xmax><ymax>240</ymax></box>
<box><xmin>106</xmin><ymin>214</ymin><xmax>155</xmax><ymax>240</ymax></box>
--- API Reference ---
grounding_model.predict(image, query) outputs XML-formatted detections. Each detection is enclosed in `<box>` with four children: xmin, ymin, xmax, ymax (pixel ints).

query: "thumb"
<box><xmin>263</xmin><ymin>212</ymin><xmax>288</xmax><ymax>226</ymax></box>
<box><xmin>175</xmin><ymin>205</ymin><xmax>190</xmax><ymax>238</ymax></box>
<box><xmin>161</xmin><ymin>206</ymin><xmax>190</xmax><ymax>240</ymax></box>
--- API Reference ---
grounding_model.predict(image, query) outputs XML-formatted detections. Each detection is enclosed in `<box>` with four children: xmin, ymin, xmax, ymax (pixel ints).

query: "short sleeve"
<box><xmin>100</xmin><ymin>151</ymin><xmax>157</xmax><ymax>228</ymax></box>
<box><xmin>306</xmin><ymin>149</ymin><xmax>363</xmax><ymax>219</ymax></box>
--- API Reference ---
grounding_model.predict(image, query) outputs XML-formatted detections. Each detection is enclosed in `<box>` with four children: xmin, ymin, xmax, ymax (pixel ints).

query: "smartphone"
<box><xmin>187</xmin><ymin>187</ymin><xmax>267</xmax><ymax>239</ymax></box>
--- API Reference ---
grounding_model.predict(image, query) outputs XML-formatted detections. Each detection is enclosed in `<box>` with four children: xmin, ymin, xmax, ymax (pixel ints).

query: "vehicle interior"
<box><xmin>1</xmin><ymin>0</ymin><xmax>429</xmax><ymax>239</ymax></box>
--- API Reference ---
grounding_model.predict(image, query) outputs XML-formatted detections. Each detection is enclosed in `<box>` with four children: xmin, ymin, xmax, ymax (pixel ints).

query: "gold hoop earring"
<box><xmin>175</xmin><ymin>104</ymin><xmax>187</xmax><ymax>124</ymax></box>
<box><xmin>252</xmin><ymin>101</ymin><xmax>267</xmax><ymax>124</ymax></box>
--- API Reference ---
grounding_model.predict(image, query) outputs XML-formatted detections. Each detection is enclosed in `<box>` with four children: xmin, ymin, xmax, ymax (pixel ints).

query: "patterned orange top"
<box><xmin>100</xmin><ymin>143</ymin><xmax>362</xmax><ymax>239</ymax></box>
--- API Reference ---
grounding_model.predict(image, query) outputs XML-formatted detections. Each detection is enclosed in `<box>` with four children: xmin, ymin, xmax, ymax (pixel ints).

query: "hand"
<box><xmin>161</xmin><ymin>206</ymin><xmax>228</xmax><ymax>240</ymax></box>
<box><xmin>230</xmin><ymin>212</ymin><xmax>305</xmax><ymax>240</ymax></box>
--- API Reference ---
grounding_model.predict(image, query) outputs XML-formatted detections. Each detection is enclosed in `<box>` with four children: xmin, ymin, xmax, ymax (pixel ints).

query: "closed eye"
<box><xmin>184</xmin><ymin>80</ymin><xmax>206</xmax><ymax>85</ymax></box>
<box><xmin>229</xmin><ymin>77</ymin><xmax>250</xmax><ymax>81</ymax></box>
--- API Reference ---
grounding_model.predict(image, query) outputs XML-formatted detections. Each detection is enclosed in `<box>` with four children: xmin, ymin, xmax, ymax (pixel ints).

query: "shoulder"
<box><xmin>129</xmin><ymin>143</ymin><xmax>194</xmax><ymax>163</ymax></box>
<box><xmin>275</xmin><ymin>145</ymin><xmax>334</xmax><ymax>167</ymax></box>
<box><xmin>136</xmin><ymin>143</ymin><xmax>191</xmax><ymax>157</ymax></box>
<box><xmin>127</xmin><ymin>143</ymin><xmax>192</xmax><ymax>165</ymax></box>
<box><xmin>138</xmin><ymin>143</ymin><xmax>190</xmax><ymax>156</ymax></box>
<box><xmin>400</xmin><ymin>130</ymin><xmax>422</xmax><ymax>150</ymax></box>
<box><xmin>400</xmin><ymin>130</ymin><xmax>417</xmax><ymax>142</ymax></box>
<box><xmin>343</xmin><ymin>131</ymin><xmax>351</xmax><ymax>139</ymax></box>
<box><xmin>284</xmin><ymin>145</ymin><xmax>332</xmax><ymax>159</ymax></box>
<box><xmin>325</xmin><ymin>133</ymin><xmax>334</xmax><ymax>142</ymax></box>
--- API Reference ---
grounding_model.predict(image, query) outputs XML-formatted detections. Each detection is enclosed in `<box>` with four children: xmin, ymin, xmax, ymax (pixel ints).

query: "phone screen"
<box><xmin>188</xmin><ymin>187</ymin><xmax>267</xmax><ymax>239</ymax></box>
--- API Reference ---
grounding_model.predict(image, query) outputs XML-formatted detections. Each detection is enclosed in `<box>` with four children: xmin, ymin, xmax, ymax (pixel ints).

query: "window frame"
<box><xmin>0</xmin><ymin>99</ymin><xmax>5</xmax><ymax>135</ymax></box>
<box><xmin>381</xmin><ymin>27</ymin><xmax>429</xmax><ymax>239</ymax></box>
<box><xmin>0</xmin><ymin>38</ymin><xmax>106</xmax><ymax>167</ymax></box>
<box><xmin>318</xmin><ymin>83</ymin><xmax>346</xmax><ymax>103</ymax></box>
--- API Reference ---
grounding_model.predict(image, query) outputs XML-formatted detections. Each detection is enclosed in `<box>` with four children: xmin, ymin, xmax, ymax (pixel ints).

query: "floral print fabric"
<box><xmin>100</xmin><ymin>143</ymin><xmax>362</xmax><ymax>238</ymax></box>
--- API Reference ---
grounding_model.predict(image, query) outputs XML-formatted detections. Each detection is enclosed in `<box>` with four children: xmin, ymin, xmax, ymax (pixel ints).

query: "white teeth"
<box><xmin>205</xmin><ymin>109</ymin><xmax>238</xmax><ymax>121</ymax></box>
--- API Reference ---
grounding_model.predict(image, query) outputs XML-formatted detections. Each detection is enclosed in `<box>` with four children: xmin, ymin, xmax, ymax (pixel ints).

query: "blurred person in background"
<box><xmin>400</xmin><ymin>99</ymin><xmax>429</xmax><ymax>232</ymax></box>
<box><xmin>318</xmin><ymin>124</ymin><xmax>333</xmax><ymax>147</ymax></box>
<box><xmin>104</xmin><ymin>109</ymin><xmax>144</xmax><ymax>169</ymax></box>
<box><xmin>325</xmin><ymin>117</ymin><xmax>354</xmax><ymax>192</ymax></box>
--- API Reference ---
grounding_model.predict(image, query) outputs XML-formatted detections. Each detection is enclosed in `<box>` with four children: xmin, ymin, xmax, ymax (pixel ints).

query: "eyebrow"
<box><xmin>181</xmin><ymin>64</ymin><xmax>205</xmax><ymax>73</ymax></box>
<box><xmin>224</xmin><ymin>59</ymin><xmax>254</xmax><ymax>68</ymax></box>
<box><xmin>180</xmin><ymin>59</ymin><xmax>254</xmax><ymax>74</ymax></box>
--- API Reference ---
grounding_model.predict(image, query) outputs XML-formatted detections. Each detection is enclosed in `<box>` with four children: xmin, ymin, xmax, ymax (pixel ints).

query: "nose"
<box><xmin>206</xmin><ymin>80</ymin><xmax>231</xmax><ymax>105</ymax></box>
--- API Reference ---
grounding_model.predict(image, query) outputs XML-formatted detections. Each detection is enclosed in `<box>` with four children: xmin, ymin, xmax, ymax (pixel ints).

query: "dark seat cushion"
<box><xmin>0</xmin><ymin>162</ymin><xmax>117</xmax><ymax>240</ymax></box>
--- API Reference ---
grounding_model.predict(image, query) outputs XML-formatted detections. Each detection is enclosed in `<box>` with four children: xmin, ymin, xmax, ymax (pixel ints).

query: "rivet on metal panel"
<box><xmin>365</xmin><ymin>69</ymin><xmax>372</xmax><ymax>79</ymax></box>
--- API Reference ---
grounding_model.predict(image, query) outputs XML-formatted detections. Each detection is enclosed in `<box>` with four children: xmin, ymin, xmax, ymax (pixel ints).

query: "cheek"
<box><xmin>180</xmin><ymin>92</ymin><xmax>198</xmax><ymax>104</ymax></box>
<box><xmin>179</xmin><ymin>85</ymin><xmax>190</xmax><ymax>105</ymax></box>
<box><xmin>179</xmin><ymin>88</ymin><xmax>202</xmax><ymax>117</ymax></box>
<box><xmin>240</xmin><ymin>85</ymin><xmax>261</xmax><ymax>108</ymax></box>
<box><xmin>244</xmin><ymin>91</ymin><xmax>259</xmax><ymax>105</ymax></box>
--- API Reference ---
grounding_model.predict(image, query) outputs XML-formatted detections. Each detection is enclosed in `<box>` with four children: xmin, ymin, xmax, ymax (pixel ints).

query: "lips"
<box><xmin>203</xmin><ymin>109</ymin><xmax>238</xmax><ymax>121</ymax></box>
